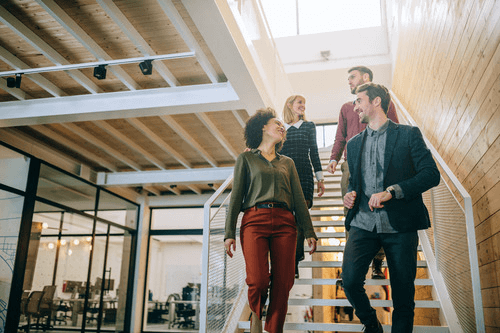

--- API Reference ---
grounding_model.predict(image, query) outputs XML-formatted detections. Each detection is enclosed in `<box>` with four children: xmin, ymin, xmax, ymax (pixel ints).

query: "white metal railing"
<box><xmin>200</xmin><ymin>175</ymin><xmax>248</xmax><ymax>333</ymax></box>
<box><xmin>391</xmin><ymin>91</ymin><xmax>485</xmax><ymax>333</ymax></box>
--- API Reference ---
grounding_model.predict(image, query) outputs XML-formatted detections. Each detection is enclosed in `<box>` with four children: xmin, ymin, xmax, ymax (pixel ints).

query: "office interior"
<box><xmin>0</xmin><ymin>0</ymin><xmax>498</xmax><ymax>332</ymax></box>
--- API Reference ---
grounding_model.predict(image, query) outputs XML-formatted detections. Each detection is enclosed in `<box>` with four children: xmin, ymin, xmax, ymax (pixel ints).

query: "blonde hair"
<box><xmin>283</xmin><ymin>95</ymin><xmax>307</xmax><ymax>124</ymax></box>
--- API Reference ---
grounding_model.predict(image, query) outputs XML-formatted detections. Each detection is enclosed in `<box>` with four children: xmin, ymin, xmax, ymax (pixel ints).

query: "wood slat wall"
<box><xmin>389</xmin><ymin>0</ymin><xmax>500</xmax><ymax>330</ymax></box>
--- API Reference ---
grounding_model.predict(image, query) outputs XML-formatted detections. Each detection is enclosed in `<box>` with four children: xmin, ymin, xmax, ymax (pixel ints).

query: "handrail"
<box><xmin>200</xmin><ymin>175</ymin><xmax>234</xmax><ymax>332</ymax></box>
<box><xmin>390</xmin><ymin>91</ymin><xmax>485</xmax><ymax>333</ymax></box>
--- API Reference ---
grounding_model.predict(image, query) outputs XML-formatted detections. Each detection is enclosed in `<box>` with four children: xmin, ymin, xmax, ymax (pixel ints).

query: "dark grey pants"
<box><xmin>341</xmin><ymin>226</ymin><xmax>418</xmax><ymax>332</ymax></box>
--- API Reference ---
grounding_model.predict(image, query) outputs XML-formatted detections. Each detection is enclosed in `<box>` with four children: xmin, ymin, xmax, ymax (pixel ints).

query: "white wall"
<box><xmin>286</xmin><ymin>63</ymin><xmax>393</xmax><ymax>124</ymax></box>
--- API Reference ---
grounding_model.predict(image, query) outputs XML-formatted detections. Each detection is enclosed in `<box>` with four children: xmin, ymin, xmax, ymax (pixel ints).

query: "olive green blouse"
<box><xmin>224</xmin><ymin>149</ymin><xmax>317</xmax><ymax>241</ymax></box>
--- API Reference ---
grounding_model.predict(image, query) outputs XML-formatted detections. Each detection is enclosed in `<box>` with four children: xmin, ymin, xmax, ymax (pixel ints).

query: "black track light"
<box><xmin>7</xmin><ymin>73</ymin><xmax>22</xmax><ymax>88</ymax></box>
<box><xmin>139</xmin><ymin>60</ymin><xmax>153</xmax><ymax>75</ymax></box>
<box><xmin>93</xmin><ymin>65</ymin><xmax>107</xmax><ymax>80</ymax></box>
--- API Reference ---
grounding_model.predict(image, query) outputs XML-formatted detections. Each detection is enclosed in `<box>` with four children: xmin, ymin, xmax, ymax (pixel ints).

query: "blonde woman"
<box><xmin>281</xmin><ymin>95</ymin><xmax>325</xmax><ymax>277</ymax></box>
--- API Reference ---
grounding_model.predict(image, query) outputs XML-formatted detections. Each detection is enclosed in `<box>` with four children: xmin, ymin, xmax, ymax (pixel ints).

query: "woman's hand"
<box><xmin>307</xmin><ymin>237</ymin><xmax>317</xmax><ymax>255</ymax></box>
<box><xmin>224</xmin><ymin>239</ymin><xmax>236</xmax><ymax>258</ymax></box>
<box><xmin>317</xmin><ymin>180</ymin><xmax>325</xmax><ymax>197</ymax></box>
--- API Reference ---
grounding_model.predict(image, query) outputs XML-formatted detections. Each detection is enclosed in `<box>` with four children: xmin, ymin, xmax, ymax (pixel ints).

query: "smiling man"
<box><xmin>341</xmin><ymin>83</ymin><xmax>440</xmax><ymax>333</ymax></box>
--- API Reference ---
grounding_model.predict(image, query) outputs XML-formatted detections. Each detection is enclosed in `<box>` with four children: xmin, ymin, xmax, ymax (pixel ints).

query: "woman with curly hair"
<box><xmin>224</xmin><ymin>108</ymin><xmax>317</xmax><ymax>333</ymax></box>
<box><xmin>281</xmin><ymin>95</ymin><xmax>325</xmax><ymax>278</ymax></box>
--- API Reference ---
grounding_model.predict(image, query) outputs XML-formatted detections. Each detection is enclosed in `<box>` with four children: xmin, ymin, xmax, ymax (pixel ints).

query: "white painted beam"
<box><xmin>93</xmin><ymin>120</ymin><xmax>166</xmax><ymax>170</ymax></box>
<box><xmin>157</xmin><ymin>0</ymin><xmax>219</xmax><ymax>83</ymax></box>
<box><xmin>0</xmin><ymin>79</ymin><xmax>28</xmax><ymax>100</ymax></box>
<box><xmin>35</xmin><ymin>0</ymin><xmax>140</xmax><ymax>91</ymax></box>
<box><xmin>0</xmin><ymin>45</ymin><xmax>66</xmax><ymax>97</ymax></box>
<box><xmin>59</xmin><ymin>122</ymin><xmax>142</xmax><ymax>171</ymax></box>
<box><xmin>195</xmin><ymin>113</ymin><xmax>238</xmax><ymax>160</ymax></box>
<box><xmin>96</xmin><ymin>167</ymin><xmax>233</xmax><ymax>186</ymax></box>
<box><xmin>125</xmin><ymin>118</ymin><xmax>192</xmax><ymax>169</ymax></box>
<box><xmin>0</xmin><ymin>6</ymin><xmax>102</xmax><ymax>94</ymax></box>
<box><xmin>148</xmin><ymin>192</ymin><xmax>229</xmax><ymax>207</ymax></box>
<box><xmin>232</xmin><ymin>110</ymin><xmax>246</xmax><ymax>128</ymax></box>
<box><xmin>96</xmin><ymin>0</ymin><xmax>180</xmax><ymax>87</ymax></box>
<box><xmin>0</xmin><ymin>83</ymin><xmax>240</xmax><ymax>127</ymax></box>
<box><xmin>31</xmin><ymin>125</ymin><xmax>118</xmax><ymax>172</ymax></box>
<box><xmin>160</xmin><ymin>115</ymin><xmax>218</xmax><ymax>167</ymax></box>
<box><xmin>182</xmin><ymin>0</ymin><xmax>268</xmax><ymax>113</ymax></box>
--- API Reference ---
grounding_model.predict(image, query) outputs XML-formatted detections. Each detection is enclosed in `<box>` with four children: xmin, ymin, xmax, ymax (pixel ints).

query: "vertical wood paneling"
<box><xmin>389</xmin><ymin>0</ymin><xmax>500</xmax><ymax>330</ymax></box>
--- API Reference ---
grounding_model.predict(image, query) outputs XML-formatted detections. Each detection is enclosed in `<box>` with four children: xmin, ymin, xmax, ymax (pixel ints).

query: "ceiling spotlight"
<box><xmin>6</xmin><ymin>73</ymin><xmax>22</xmax><ymax>88</ymax></box>
<box><xmin>139</xmin><ymin>60</ymin><xmax>153</xmax><ymax>75</ymax></box>
<box><xmin>93</xmin><ymin>65</ymin><xmax>107</xmax><ymax>80</ymax></box>
<box><xmin>320</xmin><ymin>50</ymin><xmax>330</xmax><ymax>61</ymax></box>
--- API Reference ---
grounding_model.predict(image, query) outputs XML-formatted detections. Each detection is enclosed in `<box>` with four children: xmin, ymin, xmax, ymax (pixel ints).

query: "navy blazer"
<box><xmin>345</xmin><ymin>120</ymin><xmax>440</xmax><ymax>232</ymax></box>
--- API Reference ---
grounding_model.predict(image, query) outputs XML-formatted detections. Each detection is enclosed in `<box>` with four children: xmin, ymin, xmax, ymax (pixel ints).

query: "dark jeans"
<box><xmin>341</xmin><ymin>226</ymin><xmax>418</xmax><ymax>332</ymax></box>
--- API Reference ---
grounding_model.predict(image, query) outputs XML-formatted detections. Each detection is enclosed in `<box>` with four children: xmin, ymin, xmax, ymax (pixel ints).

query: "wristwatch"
<box><xmin>386</xmin><ymin>186</ymin><xmax>396</xmax><ymax>199</ymax></box>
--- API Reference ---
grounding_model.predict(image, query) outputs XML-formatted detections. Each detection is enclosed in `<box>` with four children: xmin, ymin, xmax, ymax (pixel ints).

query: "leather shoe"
<box><xmin>363</xmin><ymin>319</ymin><xmax>383</xmax><ymax>333</ymax></box>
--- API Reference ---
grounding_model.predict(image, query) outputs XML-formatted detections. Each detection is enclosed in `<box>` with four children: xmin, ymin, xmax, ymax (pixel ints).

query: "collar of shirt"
<box><xmin>366</xmin><ymin>119</ymin><xmax>390</xmax><ymax>136</ymax></box>
<box><xmin>284</xmin><ymin>119</ymin><xmax>304</xmax><ymax>130</ymax></box>
<box><xmin>250</xmin><ymin>148</ymin><xmax>282</xmax><ymax>160</ymax></box>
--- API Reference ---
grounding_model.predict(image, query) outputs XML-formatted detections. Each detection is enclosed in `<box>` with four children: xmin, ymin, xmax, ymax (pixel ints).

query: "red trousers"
<box><xmin>240</xmin><ymin>207</ymin><xmax>297</xmax><ymax>333</ymax></box>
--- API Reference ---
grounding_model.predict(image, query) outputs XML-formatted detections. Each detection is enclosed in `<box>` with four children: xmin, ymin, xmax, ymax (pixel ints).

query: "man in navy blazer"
<box><xmin>342</xmin><ymin>83</ymin><xmax>440</xmax><ymax>333</ymax></box>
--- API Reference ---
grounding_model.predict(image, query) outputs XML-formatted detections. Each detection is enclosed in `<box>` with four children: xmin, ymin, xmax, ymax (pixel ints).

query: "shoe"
<box><xmin>371</xmin><ymin>259</ymin><xmax>385</xmax><ymax>279</ymax></box>
<box><xmin>295</xmin><ymin>262</ymin><xmax>299</xmax><ymax>279</ymax></box>
<box><xmin>363</xmin><ymin>319</ymin><xmax>383</xmax><ymax>333</ymax></box>
<box><xmin>250</xmin><ymin>311</ymin><xmax>263</xmax><ymax>333</ymax></box>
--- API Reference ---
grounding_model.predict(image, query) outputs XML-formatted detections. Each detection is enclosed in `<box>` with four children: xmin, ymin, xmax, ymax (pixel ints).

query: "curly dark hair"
<box><xmin>355</xmin><ymin>82</ymin><xmax>391</xmax><ymax>114</ymax></box>
<box><xmin>244</xmin><ymin>107</ymin><xmax>284</xmax><ymax>152</ymax></box>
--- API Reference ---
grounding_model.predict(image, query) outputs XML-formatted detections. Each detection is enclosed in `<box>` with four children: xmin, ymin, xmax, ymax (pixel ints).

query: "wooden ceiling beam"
<box><xmin>160</xmin><ymin>115</ymin><xmax>218</xmax><ymax>167</ymax></box>
<box><xmin>93</xmin><ymin>120</ymin><xmax>167</xmax><ymax>170</ymax></box>
<box><xmin>59</xmin><ymin>122</ymin><xmax>142</xmax><ymax>171</ymax></box>
<box><xmin>0</xmin><ymin>45</ymin><xmax>66</xmax><ymax>97</ymax></box>
<box><xmin>195</xmin><ymin>113</ymin><xmax>238</xmax><ymax>160</ymax></box>
<box><xmin>35</xmin><ymin>0</ymin><xmax>140</xmax><ymax>91</ymax></box>
<box><xmin>31</xmin><ymin>125</ymin><xmax>119</xmax><ymax>172</ymax></box>
<box><xmin>0</xmin><ymin>6</ymin><xmax>102</xmax><ymax>94</ymax></box>
<box><xmin>186</xmin><ymin>184</ymin><xmax>202</xmax><ymax>195</ymax></box>
<box><xmin>156</xmin><ymin>0</ymin><xmax>219</xmax><ymax>83</ymax></box>
<box><xmin>125</xmin><ymin>118</ymin><xmax>192</xmax><ymax>169</ymax></box>
<box><xmin>143</xmin><ymin>186</ymin><xmax>161</xmax><ymax>196</ymax></box>
<box><xmin>96</xmin><ymin>0</ymin><xmax>180</xmax><ymax>87</ymax></box>
<box><xmin>162</xmin><ymin>185</ymin><xmax>181</xmax><ymax>196</ymax></box>
<box><xmin>0</xmin><ymin>82</ymin><xmax>240</xmax><ymax>127</ymax></box>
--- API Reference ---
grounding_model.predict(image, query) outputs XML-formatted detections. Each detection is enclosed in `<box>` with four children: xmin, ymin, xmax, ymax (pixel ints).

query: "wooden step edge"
<box><xmin>287</xmin><ymin>299</ymin><xmax>441</xmax><ymax>308</ymax></box>
<box><xmin>293</xmin><ymin>278</ymin><xmax>434</xmax><ymax>286</ymax></box>
<box><xmin>238</xmin><ymin>322</ymin><xmax>449</xmax><ymax>332</ymax></box>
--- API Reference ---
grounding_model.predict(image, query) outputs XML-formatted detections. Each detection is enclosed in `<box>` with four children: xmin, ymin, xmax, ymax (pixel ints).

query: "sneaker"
<box><xmin>363</xmin><ymin>319</ymin><xmax>383</xmax><ymax>333</ymax></box>
<box><xmin>371</xmin><ymin>259</ymin><xmax>385</xmax><ymax>279</ymax></box>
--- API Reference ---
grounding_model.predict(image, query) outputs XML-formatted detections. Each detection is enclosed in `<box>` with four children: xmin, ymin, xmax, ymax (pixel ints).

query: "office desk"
<box><xmin>168</xmin><ymin>300</ymin><xmax>200</xmax><ymax>329</ymax></box>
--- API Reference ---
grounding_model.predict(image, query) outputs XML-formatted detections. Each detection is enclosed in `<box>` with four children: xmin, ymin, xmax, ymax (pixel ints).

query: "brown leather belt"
<box><xmin>246</xmin><ymin>202</ymin><xmax>289</xmax><ymax>212</ymax></box>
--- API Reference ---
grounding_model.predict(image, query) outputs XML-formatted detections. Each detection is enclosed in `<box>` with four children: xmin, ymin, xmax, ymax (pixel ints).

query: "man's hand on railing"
<box><xmin>224</xmin><ymin>239</ymin><xmax>236</xmax><ymax>258</ymax></box>
<box><xmin>307</xmin><ymin>238</ymin><xmax>317</xmax><ymax>255</ymax></box>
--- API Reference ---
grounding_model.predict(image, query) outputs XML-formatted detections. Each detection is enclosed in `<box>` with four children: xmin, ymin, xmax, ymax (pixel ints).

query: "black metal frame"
<box><xmin>140</xmin><ymin>206</ymin><xmax>203</xmax><ymax>332</ymax></box>
<box><xmin>0</xmin><ymin>141</ymin><xmax>140</xmax><ymax>333</ymax></box>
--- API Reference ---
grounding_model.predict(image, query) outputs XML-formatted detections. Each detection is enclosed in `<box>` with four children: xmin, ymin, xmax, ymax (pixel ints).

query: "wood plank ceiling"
<box><xmin>0</xmin><ymin>0</ymin><xmax>252</xmax><ymax>198</ymax></box>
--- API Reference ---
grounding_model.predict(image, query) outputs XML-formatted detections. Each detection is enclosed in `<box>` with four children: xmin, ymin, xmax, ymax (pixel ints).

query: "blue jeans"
<box><xmin>341</xmin><ymin>226</ymin><xmax>418</xmax><ymax>332</ymax></box>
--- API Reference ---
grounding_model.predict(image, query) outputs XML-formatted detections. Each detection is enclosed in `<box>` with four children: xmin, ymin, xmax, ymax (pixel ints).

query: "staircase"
<box><xmin>238</xmin><ymin>149</ymin><xmax>450</xmax><ymax>332</ymax></box>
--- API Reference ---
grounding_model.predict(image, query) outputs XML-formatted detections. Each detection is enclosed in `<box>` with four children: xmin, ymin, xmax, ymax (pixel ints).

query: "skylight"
<box><xmin>260</xmin><ymin>0</ymin><xmax>382</xmax><ymax>38</ymax></box>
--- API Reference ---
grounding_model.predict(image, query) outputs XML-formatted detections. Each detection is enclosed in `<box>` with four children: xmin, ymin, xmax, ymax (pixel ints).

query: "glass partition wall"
<box><xmin>0</xmin><ymin>142</ymin><xmax>139</xmax><ymax>333</ymax></box>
